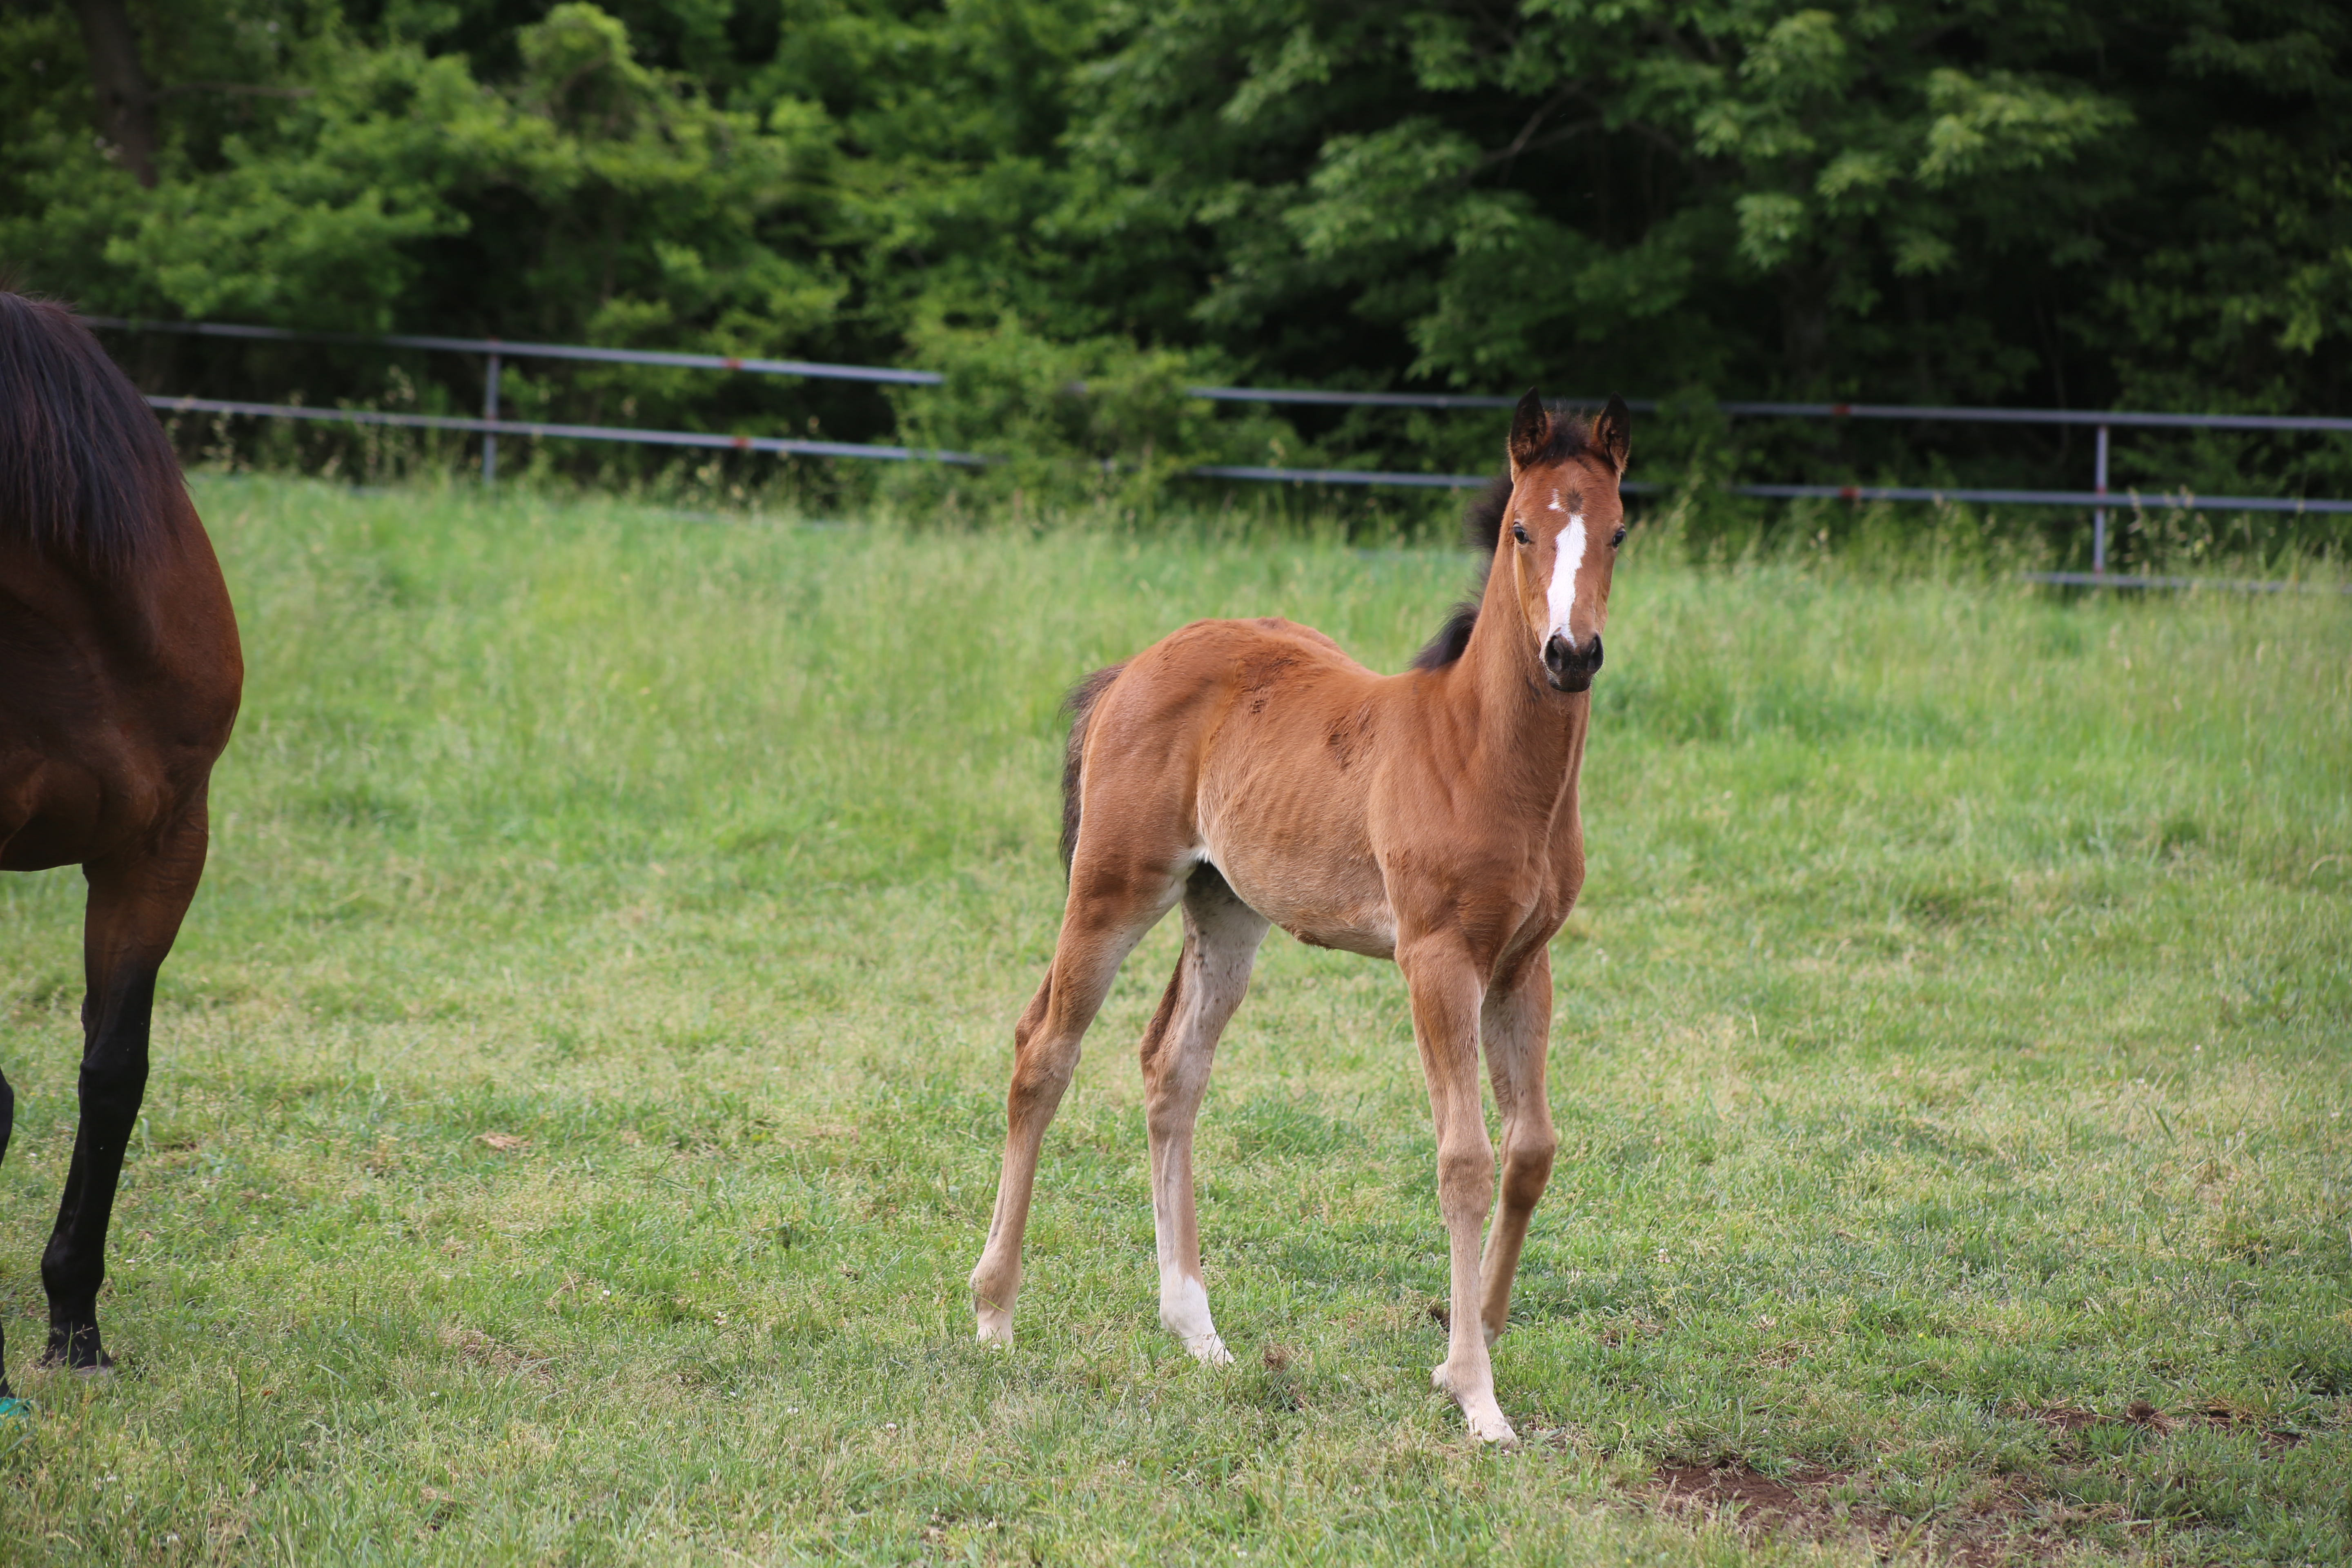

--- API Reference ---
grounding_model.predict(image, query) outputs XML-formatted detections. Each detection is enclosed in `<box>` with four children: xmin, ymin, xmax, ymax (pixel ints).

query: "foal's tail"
<box><xmin>0</xmin><ymin>291</ymin><xmax>183</xmax><ymax>573</ymax></box>
<box><xmin>1058</xmin><ymin>663</ymin><xmax>1126</xmax><ymax>873</ymax></box>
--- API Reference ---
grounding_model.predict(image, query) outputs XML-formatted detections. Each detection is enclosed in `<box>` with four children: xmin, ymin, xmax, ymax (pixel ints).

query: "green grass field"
<box><xmin>2</xmin><ymin>476</ymin><xmax>2347</xmax><ymax>1565</ymax></box>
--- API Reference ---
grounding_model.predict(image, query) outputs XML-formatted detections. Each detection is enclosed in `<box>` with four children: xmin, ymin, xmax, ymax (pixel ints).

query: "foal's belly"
<box><xmin>1201</xmin><ymin>833</ymin><xmax>1396</xmax><ymax>960</ymax></box>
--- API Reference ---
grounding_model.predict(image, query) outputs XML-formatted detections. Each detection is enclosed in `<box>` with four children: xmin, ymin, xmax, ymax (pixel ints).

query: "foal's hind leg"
<box><xmin>970</xmin><ymin>861</ymin><xmax>1184</xmax><ymax>1347</ymax></box>
<box><xmin>1477</xmin><ymin>950</ymin><xmax>1558</xmax><ymax>1348</ymax></box>
<box><xmin>1140</xmin><ymin>867</ymin><xmax>1268</xmax><ymax>1364</ymax></box>
<box><xmin>40</xmin><ymin>798</ymin><xmax>208</xmax><ymax>1372</ymax></box>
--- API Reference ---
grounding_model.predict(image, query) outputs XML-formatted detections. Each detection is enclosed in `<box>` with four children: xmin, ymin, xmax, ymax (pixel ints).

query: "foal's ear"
<box><xmin>1592</xmin><ymin>393</ymin><xmax>1631</xmax><ymax>477</ymax></box>
<box><xmin>1506</xmin><ymin>387</ymin><xmax>1550</xmax><ymax>478</ymax></box>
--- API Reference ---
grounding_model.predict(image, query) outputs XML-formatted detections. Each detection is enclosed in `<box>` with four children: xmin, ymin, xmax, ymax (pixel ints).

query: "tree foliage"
<box><xmin>1</xmin><ymin>0</ymin><xmax>2345</xmax><ymax>535</ymax></box>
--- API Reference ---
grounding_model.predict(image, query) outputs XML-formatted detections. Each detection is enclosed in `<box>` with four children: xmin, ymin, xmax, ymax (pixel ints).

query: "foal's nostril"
<box><xmin>1586</xmin><ymin>634</ymin><xmax>1603</xmax><ymax>672</ymax></box>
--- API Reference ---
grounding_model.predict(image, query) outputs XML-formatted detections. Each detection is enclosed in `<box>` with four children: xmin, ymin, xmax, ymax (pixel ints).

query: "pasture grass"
<box><xmin>1</xmin><ymin>474</ymin><xmax>2347</xmax><ymax>1565</ymax></box>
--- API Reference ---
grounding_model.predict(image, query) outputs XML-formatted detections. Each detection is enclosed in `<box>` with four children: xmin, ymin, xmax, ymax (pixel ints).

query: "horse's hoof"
<box><xmin>1432</xmin><ymin>1363</ymin><xmax>1517</xmax><ymax>1446</ymax></box>
<box><xmin>1468</xmin><ymin>1411</ymin><xmax>1521</xmax><ymax>1448</ymax></box>
<box><xmin>1182</xmin><ymin>1333</ymin><xmax>1233</xmax><ymax>1366</ymax></box>
<box><xmin>974</xmin><ymin>1308</ymin><xmax>1015</xmax><ymax>1349</ymax></box>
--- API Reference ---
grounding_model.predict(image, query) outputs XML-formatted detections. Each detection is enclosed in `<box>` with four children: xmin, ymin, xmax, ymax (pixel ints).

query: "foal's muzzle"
<box><xmin>1542</xmin><ymin>631</ymin><xmax>1603</xmax><ymax>692</ymax></box>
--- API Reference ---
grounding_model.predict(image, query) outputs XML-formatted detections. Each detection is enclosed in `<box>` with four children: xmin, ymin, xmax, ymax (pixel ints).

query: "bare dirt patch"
<box><xmin>1655</xmin><ymin>1463</ymin><xmax>1810</xmax><ymax>1526</ymax></box>
<box><xmin>2025</xmin><ymin>1398</ymin><xmax>2304</xmax><ymax>1452</ymax></box>
<box><xmin>1645</xmin><ymin>1462</ymin><xmax>2063</xmax><ymax>1568</ymax></box>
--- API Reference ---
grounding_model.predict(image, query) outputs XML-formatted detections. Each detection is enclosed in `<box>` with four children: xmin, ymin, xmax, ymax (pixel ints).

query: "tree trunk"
<box><xmin>71</xmin><ymin>0</ymin><xmax>158</xmax><ymax>187</ymax></box>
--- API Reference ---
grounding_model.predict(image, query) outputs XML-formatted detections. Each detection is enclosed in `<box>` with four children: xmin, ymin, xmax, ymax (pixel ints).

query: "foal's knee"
<box><xmin>1437</xmin><ymin>1140</ymin><xmax>1497</xmax><ymax>1220</ymax></box>
<box><xmin>1499</xmin><ymin>1122</ymin><xmax>1557</xmax><ymax>1209</ymax></box>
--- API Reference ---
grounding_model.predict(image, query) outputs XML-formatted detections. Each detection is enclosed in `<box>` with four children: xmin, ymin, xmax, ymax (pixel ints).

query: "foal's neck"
<box><xmin>1446</xmin><ymin>548</ymin><xmax>1588</xmax><ymax>802</ymax></box>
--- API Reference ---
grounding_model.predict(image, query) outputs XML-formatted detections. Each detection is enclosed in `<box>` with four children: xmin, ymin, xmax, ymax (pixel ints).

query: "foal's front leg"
<box><xmin>1478</xmin><ymin>951</ymin><xmax>1558</xmax><ymax>1347</ymax></box>
<box><xmin>1399</xmin><ymin>940</ymin><xmax>1516</xmax><ymax>1446</ymax></box>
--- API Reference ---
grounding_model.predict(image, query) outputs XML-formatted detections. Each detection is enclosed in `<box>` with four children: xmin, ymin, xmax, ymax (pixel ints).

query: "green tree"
<box><xmin>0</xmin><ymin>0</ymin><xmax>2343</xmax><ymax>530</ymax></box>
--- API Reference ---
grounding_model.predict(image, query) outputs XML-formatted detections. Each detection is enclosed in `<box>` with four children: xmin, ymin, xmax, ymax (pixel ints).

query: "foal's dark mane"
<box><xmin>1410</xmin><ymin>403</ymin><xmax>1597</xmax><ymax>673</ymax></box>
<box><xmin>0</xmin><ymin>292</ymin><xmax>183</xmax><ymax>572</ymax></box>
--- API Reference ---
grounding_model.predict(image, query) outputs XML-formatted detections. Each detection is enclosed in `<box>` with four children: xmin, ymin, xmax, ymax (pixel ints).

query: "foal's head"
<box><xmin>1501</xmin><ymin>390</ymin><xmax>1630</xmax><ymax>693</ymax></box>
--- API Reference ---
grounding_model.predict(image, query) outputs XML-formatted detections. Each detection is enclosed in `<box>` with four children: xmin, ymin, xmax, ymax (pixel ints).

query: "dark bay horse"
<box><xmin>0</xmin><ymin>294</ymin><xmax>241</xmax><ymax>1401</ymax></box>
<box><xmin>971</xmin><ymin>391</ymin><xmax>1631</xmax><ymax>1445</ymax></box>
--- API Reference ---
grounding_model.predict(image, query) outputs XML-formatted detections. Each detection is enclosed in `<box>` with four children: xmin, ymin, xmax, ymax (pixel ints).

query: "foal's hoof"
<box><xmin>1430</xmin><ymin>1363</ymin><xmax>1519</xmax><ymax>1447</ymax></box>
<box><xmin>1180</xmin><ymin>1332</ymin><xmax>1233</xmax><ymax>1366</ymax></box>
<box><xmin>973</xmin><ymin>1307</ymin><xmax>1015</xmax><ymax>1349</ymax></box>
<box><xmin>1467</xmin><ymin>1409</ymin><xmax>1521</xmax><ymax>1448</ymax></box>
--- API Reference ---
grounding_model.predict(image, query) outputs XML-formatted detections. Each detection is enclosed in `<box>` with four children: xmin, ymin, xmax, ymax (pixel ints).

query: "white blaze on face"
<box><xmin>1546</xmin><ymin>513</ymin><xmax>1587</xmax><ymax>647</ymax></box>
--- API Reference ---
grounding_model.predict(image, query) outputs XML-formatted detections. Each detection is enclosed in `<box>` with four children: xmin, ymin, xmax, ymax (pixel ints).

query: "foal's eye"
<box><xmin>1611</xmin><ymin>526</ymin><xmax>1627</xmax><ymax>548</ymax></box>
<box><xmin>1510</xmin><ymin>523</ymin><xmax>1530</xmax><ymax>545</ymax></box>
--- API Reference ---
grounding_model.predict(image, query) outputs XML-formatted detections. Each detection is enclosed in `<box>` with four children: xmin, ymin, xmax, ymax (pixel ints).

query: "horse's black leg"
<box><xmin>38</xmin><ymin>799</ymin><xmax>206</xmax><ymax>1374</ymax></box>
<box><xmin>0</xmin><ymin>1065</ymin><xmax>14</xmax><ymax>1397</ymax></box>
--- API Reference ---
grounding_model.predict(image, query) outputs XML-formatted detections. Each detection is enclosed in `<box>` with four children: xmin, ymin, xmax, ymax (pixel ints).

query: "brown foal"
<box><xmin>971</xmin><ymin>390</ymin><xmax>1631</xmax><ymax>1445</ymax></box>
<box><xmin>0</xmin><ymin>294</ymin><xmax>241</xmax><ymax>1395</ymax></box>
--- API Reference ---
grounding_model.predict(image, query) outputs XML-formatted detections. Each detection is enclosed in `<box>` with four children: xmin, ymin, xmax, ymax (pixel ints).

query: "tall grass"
<box><xmin>0</xmin><ymin>474</ymin><xmax>2344</xmax><ymax>1564</ymax></box>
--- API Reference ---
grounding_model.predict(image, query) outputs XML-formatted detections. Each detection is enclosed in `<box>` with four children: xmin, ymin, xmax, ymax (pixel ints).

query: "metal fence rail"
<box><xmin>145</xmin><ymin>395</ymin><xmax>987</xmax><ymax>466</ymax></box>
<box><xmin>1193</xmin><ymin>468</ymin><xmax>2352</xmax><ymax>517</ymax></box>
<box><xmin>1732</xmin><ymin>481</ymin><xmax>2352</xmax><ymax>514</ymax></box>
<box><xmin>2025</xmin><ymin>571</ymin><xmax>2351</xmax><ymax>593</ymax></box>
<box><xmin>90</xmin><ymin>316</ymin><xmax>944</xmax><ymax>384</ymax></box>
<box><xmin>1189</xmin><ymin>384</ymin><xmax>2352</xmax><ymax>434</ymax></box>
<box><xmin>98</xmin><ymin>315</ymin><xmax>2352</xmax><ymax>582</ymax></box>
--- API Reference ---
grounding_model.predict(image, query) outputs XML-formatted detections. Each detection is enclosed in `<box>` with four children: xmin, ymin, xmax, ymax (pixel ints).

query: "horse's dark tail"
<box><xmin>0</xmin><ymin>292</ymin><xmax>183</xmax><ymax>573</ymax></box>
<box><xmin>1058</xmin><ymin>663</ymin><xmax>1126</xmax><ymax>873</ymax></box>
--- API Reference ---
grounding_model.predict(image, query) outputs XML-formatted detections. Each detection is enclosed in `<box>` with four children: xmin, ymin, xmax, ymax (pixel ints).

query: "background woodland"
<box><xmin>3</xmin><ymin>0</ymin><xmax>2347</xmax><ymax>532</ymax></box>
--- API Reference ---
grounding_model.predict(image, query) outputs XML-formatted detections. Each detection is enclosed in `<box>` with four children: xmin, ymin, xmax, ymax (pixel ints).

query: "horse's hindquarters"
<box><xmin>0</xmin><ymin>528</ymin><xmax>239</xmax><ymax>871</ymax></box>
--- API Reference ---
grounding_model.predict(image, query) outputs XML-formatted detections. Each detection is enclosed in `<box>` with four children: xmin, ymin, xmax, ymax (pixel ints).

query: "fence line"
<box><xmin>144</xmin><ymin>396</ymin><xmax>987</xmax><ymax>466</ymax></box>
<box><xmin>98</xmin><ymin>316</ymin><xmax>2352</xmax><ymax>580</ymax></box>
<box><xmin>145</xmin><ymin>395</ymin><xmax>2345</xmax><ymax>596</ymax></box>
<box><xmin>97</xmin><ymin>314</ymin><xmax>2350</xmax><ymax>434</ymax></box>
<box><xmin>2020</xmin><ymin>570</ymin><xmax>2352</xmax><ymax>594</ymax></box>
<box><xmin>1191</xmin><ymin>384</ymin><xmax>2352</xmax><ymax>433</ymax></box>
<box><xmin>90</xmin><ymin>316</ymin><xmax>944</xmax><ymax>385</ymax></box>
<box><xmin>1196</xmin><ymin>467</ymin><xmax>2352</xmax><ymax>517</ymax></box>
<box><xmin>1731</xmin><ymin>481</ymin><xmax>2352</xmax><ymax>514</ymax></box>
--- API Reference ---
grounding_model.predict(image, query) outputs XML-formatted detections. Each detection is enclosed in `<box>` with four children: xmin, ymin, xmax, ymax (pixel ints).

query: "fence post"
<box><xmin>482</xmin><ymin>348</ymin><xmax>501</xmax><ymax>485</ymax></box>
<box><xmin>2091</xmin><ymin>422</ymin><xmax>2109</xmax><ymax>575</ymax></box>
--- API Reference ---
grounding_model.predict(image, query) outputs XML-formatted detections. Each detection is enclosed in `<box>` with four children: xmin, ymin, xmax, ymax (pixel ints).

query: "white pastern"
<box><xmin>1546</xmin><ymin>514</ymin><xmax>1587</xmax><ymax>645</ymax></box>
<box><xmin>974</xmin><ymin>1296</ymin><xmax>1015</xmax><ymax>1348</ymax></box>
<box><xmin>1160</xmin><ymin>1267</ymin><xmax>1232</xmax><ymax>1365</ymax></box>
